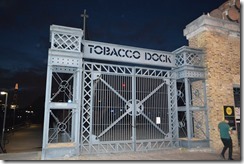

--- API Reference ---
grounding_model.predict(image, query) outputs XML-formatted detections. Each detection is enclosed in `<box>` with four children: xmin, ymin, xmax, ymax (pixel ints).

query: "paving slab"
<box><xmin>0</xmin><ymin>148</ymin><xmax>241</xmax><ymax>161</ymax></box>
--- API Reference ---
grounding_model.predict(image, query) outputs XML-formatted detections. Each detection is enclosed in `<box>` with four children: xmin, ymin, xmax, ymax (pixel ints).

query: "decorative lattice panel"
<box><xmin>50</xmin><ymin>25</ymin><xmax>82</xmax><ymax>52</ymax></box>
<box><xmin>173</xmin><ymin>46</ymin><xmax>204</xmax><ymax>67</ymax></box>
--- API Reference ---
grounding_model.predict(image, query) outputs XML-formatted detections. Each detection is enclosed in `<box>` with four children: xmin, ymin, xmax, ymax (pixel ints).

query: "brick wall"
<box><xmin>184</xmin><ymin>15</ymin><xmax>240</xmax><ymax>153</ymax></box>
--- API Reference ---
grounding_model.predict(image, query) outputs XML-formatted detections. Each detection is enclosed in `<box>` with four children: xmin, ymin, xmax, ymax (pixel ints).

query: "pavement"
<box><xmin>0</xmin><ymin>124</ymin><xmax>241</xmax><ymax>161</ymax></box>
<box><xmin>0</xmin><ymin>147</ymin><xmax>241</xmax><ymax>161</ymax></box>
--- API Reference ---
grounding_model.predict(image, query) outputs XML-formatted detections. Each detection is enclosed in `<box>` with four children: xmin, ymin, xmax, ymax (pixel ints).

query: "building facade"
<box><xmin>184</xmin><ymin>14</ymin><xmax>240</xmax><ymax>153</ymax></box>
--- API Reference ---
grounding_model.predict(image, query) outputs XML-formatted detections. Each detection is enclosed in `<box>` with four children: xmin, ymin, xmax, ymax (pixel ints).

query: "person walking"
<box><xmin>218</xmin><ymin>119</ymin><xmax>234</xmax><ymax>160</ymax></box>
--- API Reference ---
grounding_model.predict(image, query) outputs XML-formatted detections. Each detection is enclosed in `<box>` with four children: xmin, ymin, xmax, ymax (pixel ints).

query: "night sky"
<box><xmin>0</xmin><ymin>0</ymin><xmax>228</xmax><ymax>109</ymax></box>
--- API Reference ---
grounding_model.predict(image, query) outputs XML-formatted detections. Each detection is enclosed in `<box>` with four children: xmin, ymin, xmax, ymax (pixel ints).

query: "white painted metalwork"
<box><xmin>42</xmin><ymin>24</ymin><xmax>208</xmax><ymax>159</ymax></box>
<box><xmin>173</xmin><ymin>46</ymin><xmax>209</xmax><ymax>148</ymax></box>
<box><xmin>82</xmin><ymin>40</ymin><xmax>176</xmax><ymax>68</ymax></box>
<box><xmin>174</xmin><ymin>46</ymin><xmax>204</xmax><ymax>67</ymax></box>
<box><xmin>80</xmin><ymin>62</ymin><xmax>178</xmax><ymax>154</ymax></box>
<box><xmin>42</xmin><ymin>25</ymin><xmax>83</xmax><ymax>160</ymax></box>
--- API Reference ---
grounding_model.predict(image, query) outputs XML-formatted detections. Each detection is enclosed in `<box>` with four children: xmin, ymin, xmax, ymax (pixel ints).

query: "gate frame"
<box><xmin>173</xmin><ymin>46</ymin><xmax>209</xmax><ymax>148</ymax></box>
<box><xmin>80</xmin><ymin>61</ymin><xmax>179</xmax><ymax>154</ymax></box>
<box><xmin>41</xmin><ymin>25</ymin><xmax>83</xmax><ymax>159</ymax></box>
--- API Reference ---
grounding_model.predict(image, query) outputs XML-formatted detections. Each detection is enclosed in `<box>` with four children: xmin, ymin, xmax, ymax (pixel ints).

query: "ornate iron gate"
<box><xmin>80</xmin><ymin>62</ymin><xmax>178</xmax><ymax>154</ymax></box>
<box><xmin>42</xmin><ymin>25</ymin><xmax>208</xmax><ymax>159</ymax></box>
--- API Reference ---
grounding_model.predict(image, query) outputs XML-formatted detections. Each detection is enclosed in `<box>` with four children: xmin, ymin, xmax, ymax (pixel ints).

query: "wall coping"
<box><xmin>183</xmin><ymin>15</ymin><xmax>240</xmax><ymax>39</ymax></box>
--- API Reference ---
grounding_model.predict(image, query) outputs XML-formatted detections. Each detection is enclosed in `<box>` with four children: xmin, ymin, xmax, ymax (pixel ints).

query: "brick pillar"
<box><xmin>183</xmin><ymin>15</ymin><xmax>240</xmax><ymax>153</ymax></box>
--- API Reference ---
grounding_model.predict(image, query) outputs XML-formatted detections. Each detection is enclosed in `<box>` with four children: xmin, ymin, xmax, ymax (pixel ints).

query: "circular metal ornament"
<box><xmin>125</xmin><ymin>99</ymin><xmax>144</xmax><ymax>116</ymax></box>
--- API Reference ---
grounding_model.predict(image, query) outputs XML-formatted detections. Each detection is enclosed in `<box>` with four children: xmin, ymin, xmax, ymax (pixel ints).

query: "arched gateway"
<box><xmin>41</xmin><ymin>25</ymin><xmax>208</xmax><ymax>159</ymax></box>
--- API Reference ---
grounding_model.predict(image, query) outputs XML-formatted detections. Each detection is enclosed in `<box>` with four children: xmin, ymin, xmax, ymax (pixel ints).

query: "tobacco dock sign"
<box><xmin>83</xmin><ymin>40</ymin><xmax>176</xmax><ymax>68</ymax></box>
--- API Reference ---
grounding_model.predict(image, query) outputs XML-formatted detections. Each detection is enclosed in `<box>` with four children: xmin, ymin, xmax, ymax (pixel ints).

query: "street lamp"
<box><xmin>1</xmin><ymin>91</ymin><xmax>8</xmax><ymax>150</ymax></box>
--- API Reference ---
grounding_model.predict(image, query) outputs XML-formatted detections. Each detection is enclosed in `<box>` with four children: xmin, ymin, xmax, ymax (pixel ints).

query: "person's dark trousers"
<box><xmin>221</xmin><ymin>138</ymin><xmax>233</xmax><ymax>159</ymax></box>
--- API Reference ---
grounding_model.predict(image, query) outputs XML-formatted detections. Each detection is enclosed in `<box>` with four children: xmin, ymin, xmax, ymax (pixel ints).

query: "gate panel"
<box><xmin>81</xmin><ymin>63</ymin><xmax>135</xmax><ymax>154</ymax></box>
<box><xmin>80</xmin><ymin>62</ymin><xmax>178</xmax><ymax>154</ymax></box>
<box><xmin>135</xmin><ymin>77</ymin><xmax>169</xmax><ymax>140</ymax></box>
<box><xmin>93</xmin><ymin>74</ymin><xmax>132</xmax><ymax>142</ymax></box>
<box><xmin>134</xmin><ymin>69</ymin><xmax>178</xmax><ymax>151</ymax></box>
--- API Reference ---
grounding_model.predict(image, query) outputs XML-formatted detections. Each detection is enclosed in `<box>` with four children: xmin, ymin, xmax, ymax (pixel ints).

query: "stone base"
<box><xmin>179</xmin><ymin>138</ymin><xmax>210</xmax><ymax>148</ymax></box>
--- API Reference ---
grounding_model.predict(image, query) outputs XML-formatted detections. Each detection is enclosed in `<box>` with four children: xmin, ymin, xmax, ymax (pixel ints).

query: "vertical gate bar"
<box><xmin>132</xmin><ymin>68</ymin><xmax>136</xmax><ymax>151</ymax></box>
<box><xmin>99</xmin><ymin>75</ymin><xmax>102</xmax><ymax>137</ymax></box>
<box><xmin>110</xmin><ymin>74</ymin><xmax>112</xmax><ymax>141</ymax></box>
<box><xmin>75</xmin><ymin>68</ymin><xmax>82</xmax><ymax>154</ymax></box>
<box><xmin>162</xmin><ymin>80</ymin><xmax>164</xmax><ymax>132</ymax></box>
<box><xmin>94</xmin><ymin>75</ymin><xmax>96</xmax><ymax>141</ymax></box>
<box><xmin>150</xmin><ymin>78</ymin><xmax>153</xmax><ymax>139</ymax></box>
<box><xmin>80</xmin><ymin>67</ymin><xmax>85</xmax><ymax>152</ymax></box>
<box><xmin>103</xmin><ymin>74</ymin><xmax>106</xmax><ymax>141</ymax></box>
<box><xmin>203</xmin><ymin>80</ymin><xmax>210</xmax><ymax>139</ymax></box>
<box><xmin>150</xmin><ymin>78</ymin><xmax>154</xmax><ymax>138</ymax></box>
<box><xmin>188</xmin><ymin>80</ymin><xmax>194</xmax><ymax>137</ymax></box>
<box><xmin>128</xmin><ymin>75</ymin><xmax>130</xmax><ymax>141</ymax></box>
<box><xmin>109</xmin><ymin>75</ymin><xmax>111</xmax><ymax>141</ymax></box>
<box><xmin>106</xmin><ymin>74</ymin><xmax>109</xmax><ymax>141</ymax></box>
<box><xmin>124</xmin><ymin>76</ymin><xmax>126</xmax><ymax>140</ymax></box>
<box><xmin>165</xmin><ymin>80</ymin><xmax>167</xmax><ymax>132</ymax></box>
<box><xmin>152</xmin><ymin>78</ymin><xmax>154</xmax><ymax>139</ymax></box>
<box><xmin>106</xmin><ymin>76</ymin><xmax>112</xmax><ymax>140</ymax></box>
<box><xmin>99</xmin><ymin>75</ymin><xmax>101</xmax><ymax>137</ymax></box>
<box><xmin>184</xmin><ymin>77</ymin><xmax>191</xmax><ymax>146</ymax></box>
<box><xmin>151</xmin><ymin>78</ymin><xmax>152</xmax><ymax>139</ymax></box>
<box><xmin>152</xmin><ymin>78</ymin><xmax>153</xmax><ymax>139</ymax></box>
<box><xmin>148</xmin><ymin>78</ymin><xmax>151</xmax><ymax>139</ymax></box>
<box><xmin>121</xmin><ymin>76</ymin><xmax>123</xmax><ymax>141</ymax></box>
<box><xmin>173</xmin><ymin>73</ymin><xmax>179</xmax><ymax>145</ymax></box>
<box><xmin>113</xmin><ymin>75</ymin><xmax>115</xmax><ymax>141</ymax></box>
<box><xmin>157</xmin><ymin>78</ymin><xmax>159</xmax><ymax>139</ymax></box>
<box><xmin>167</xmin><ymin>79</ymin><xmax>172</xmax><ymax>144</ymax></box>
<box><xmin>110</xmin><ymin>75</ymin><xmax>112</xmax><ymax>141</ymax></box>
<box><xmin>144</xmin><ymin>77</ymin><xmax>146</xmax><ymax>139</ymax></box>
<box><xmin>114</xmin><ymin>75</ymin><xmax>116</xmax><ymax>140</ymax></box>
<box><xmin>71</xmin><ymin>71</ymin><xmax>77</xmax><ymax>141</ymax></box>
<box><xmin>89</xmin><ymin>68</ymin><xmax>94</xmax><ymax>152</ymax></box>
<box><xmin>41</xmin><ymin>66</ymin><xmax>53</xmax><ymax>159</ymax></box>
<box><xmin>111</xmin><ymin>75</ymin><xmax>113</xmax><ymax>141</ymax></box>
<box><xmin>124</xmin><ymin>75</ymin><xmax>126</xmax><ymax>141</ymax></box>
<box><xmin>149</xmin><ymin>78</ymin><xmax>151</xmax><ymax>139</ymax></box>
<box><xmin>125</xmin><ymin>75</ymin><xmax>127</xmax><ymax>141</ymax></box>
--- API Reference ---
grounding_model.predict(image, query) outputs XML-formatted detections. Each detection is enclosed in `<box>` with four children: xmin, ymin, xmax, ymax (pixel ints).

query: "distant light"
<box><xmin>0</xmin><ymin>91</ymin><xmax>7</xmax><ymax>95</ymax></box>
<box><xmin>15</xmin><ymin>83</ymin><xmax>18</xmax><ymax>90</ymax></box>
<box><xmin>68</xmin><ymin>99</ymin><xmax>72</xmax><ymax>103</ymax></box>
<box><xmin>11</xmin><ymin>105</ymin><xmax>16</xmax><ymax>109</ymax></box>
<box><xmin>122</xmin><ymin>83</ymin><xmax>126</xmax><ymax>87</ymax></box>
